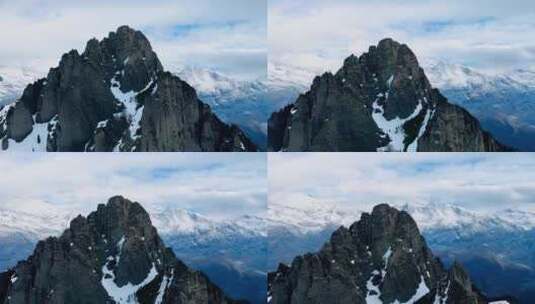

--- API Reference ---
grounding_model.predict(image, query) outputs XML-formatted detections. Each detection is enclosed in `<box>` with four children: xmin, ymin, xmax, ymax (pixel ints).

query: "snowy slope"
<box><xmin>423</xmin><ymin>59</ymin><xmax>535</xmax><ymax>93</ymax></box>
<box><xmin>0</xmin><ymin>66</ymin><xmax>41</xmax><ymax>106</ymax></box>
<box><xmin>267</xmin><ymin>198</ymin><xmax>535</xmax><ymax>237</ymax></box>
<box><xmin>0</xmin><ymin>208</ymin><xmax>72</xmax><ymax>240</ymax></box>
<box><xmin>176</xmin><ymin>67</ymin><xmax>268</xmax><ymax>106</ymax></box>
<box><xmin>266</xmin><ymin>61</ymin><xmax>316</xmax><ymax>94</ymax></box>
<box><xmin>267</xmin><ymin>199</ymin><xmax>362</xmax><ymax>235</ymax></box>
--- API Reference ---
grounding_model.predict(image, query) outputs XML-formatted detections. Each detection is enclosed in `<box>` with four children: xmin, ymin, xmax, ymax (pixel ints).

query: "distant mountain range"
<box><xmin>0</xmin><ymin>66</ymin><xmax>42</xmax><ymax>107</ymax></box>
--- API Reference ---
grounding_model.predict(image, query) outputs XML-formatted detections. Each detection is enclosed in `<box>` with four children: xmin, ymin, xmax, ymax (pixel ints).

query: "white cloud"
<box><xmin>269</xmin><ymin>0</ymin><xmax>535</xmax><ymax>75</ymax></box>
<box><xmin>0</xmin><ymin>153</ymin><xmax>267</xmax><ymax>220</ymax></box>
<box><xmin>269</xmin><ymin>153</ymin><xmax>535</xmax><ymax>213</ymax></box>
<box><xmin>0</xmin><ymin>0</ymin><xmax>266</xmax><ymax>80</ymax></box>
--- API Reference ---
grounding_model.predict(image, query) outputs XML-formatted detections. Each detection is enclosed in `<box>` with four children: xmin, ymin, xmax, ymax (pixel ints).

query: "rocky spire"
<box><xmin>0</xmin><ymin>196</ymin><xmax>242</xmax><ymax>303</ymax></box>
<box><xmin>268</xmin><ymin>204</ymin><xmax>489</xmax><ymax>304</ymax></box>
<box><xmin>267</xmin><ymin>38</ymin><xmax>508</xmax><ymax>152</ymax></box>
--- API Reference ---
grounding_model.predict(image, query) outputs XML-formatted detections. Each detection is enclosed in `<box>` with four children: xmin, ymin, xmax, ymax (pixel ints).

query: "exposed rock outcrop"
<box><xmin>268</xmin><ymin>39</ymin><xmax>508</xmax><ymax>152</ymax></box>
<box><xmin>0</xmin><ymin>196</ymin><xmax>244</xmax><ymax>303</ymax></box>
<box><xmin>268</xmin><ymin>204</ymin><xmax>489</xmax><ymax>304</ymax></box>
<box><xmin>0</xmin><ymin>26</ymin><xmax>256</xmax><ymax>152</ymax></box>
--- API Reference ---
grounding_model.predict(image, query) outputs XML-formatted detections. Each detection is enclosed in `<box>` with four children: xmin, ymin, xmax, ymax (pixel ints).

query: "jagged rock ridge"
<box><xmin>268</xmin><ymin>204</ymin><xmax>490</xmax><ymax>304</ymax></box>
<box><xmin>268</xmin><ymin>39</ymin><xmax>508</xmax><ymax>152</ymax></box>
<box><xmin>0</xmin><ymin>25</ymin><xmax>257</xmax><ymax>152</ymax></box>
<box><xmin>0</xmin><ymin>196</ymin><xmax>244</xmax><ymax>304</ymax></box>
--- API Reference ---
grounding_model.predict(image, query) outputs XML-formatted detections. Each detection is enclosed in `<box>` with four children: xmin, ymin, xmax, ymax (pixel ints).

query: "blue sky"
<box><xmin>269</xmin><ymin>153</ymin><xmax>535</xmax><ymax>213</ymax></box>
<box><xmin>0</xmin><ymin>153</ymin><xmax>266</xmax><ymax>219</ymax></box>
<box><xmin>0</xmin><ymin>0</ymin><xmax>266</xmax><ymax>80</ymax></box>
<box><xmin>269</xmin><ymin>0</ymin><xmax>535</xmax><ymax>74</ymax></box>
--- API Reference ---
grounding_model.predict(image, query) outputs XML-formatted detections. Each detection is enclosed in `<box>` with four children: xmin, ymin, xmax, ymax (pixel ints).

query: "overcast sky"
<box><xmin>270</xmin><ymin>0</ymin><xmax>535</xmax><ymax>75</ymax></box>
<box><xmin>269</xmin><ymin>153</ymin><xmax>535</xmax><ymax>214</ymax></box>
<box><xmin>0</xmin><ymin>0</ymin><xmax>266</xmax><ymax>80</ymax></box>
<box><xmin>0</xmin><ymin>153</ymin><xmax>266</xmax><ymax>220</ymax></box>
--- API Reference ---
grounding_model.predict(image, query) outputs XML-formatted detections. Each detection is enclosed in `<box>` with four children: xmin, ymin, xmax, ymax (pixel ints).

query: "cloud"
<box><xmin>0</xmin><ymin>0</ymin><xmax>266</xmax><ymax>80</ymax></box>
<box><xmin>269</xmin><ymin>153</ymin><xmax>535</xmax><ymax>213</ymax></box>
<box><xmin>269</xmin><ymin>0</ymin><xmax>535</xmax><ymax>74</ymax></box>
<box><xmin>0</xmin><ymin>153</ymin><xmax>267</xmax><ymax>220</ymax></box>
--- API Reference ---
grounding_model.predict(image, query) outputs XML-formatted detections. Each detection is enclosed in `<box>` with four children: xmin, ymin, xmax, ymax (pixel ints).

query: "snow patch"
<box><xmin>96</xmin><ymin>120</ymin><xmax>109</xmax><ymax>129</ymax></box>
<box><xmin>110</xmin><ymin>74</ymin><xmax>155</xmax><ymax>149</ymax></box>
<box><xmin>101</xmin><ymin>236</ymin><xmax>158</xmax><ymax>304</ymax></box>
<box><xmin>382</xmin><ymin>247</ymin><xmax>392</xmax><ymax>277</ymax></box>
<box><xmin>394</xmin><ymin>275</ymin><xmax>430</xmax><ymax>304</ymax></box>
<box><xmin>154</xmin><ymin>268</ymin><xmax>174</xmax><ymax>304</ymax></box>
<box><xmin>4</xmin><ymin>115</ymin><xmax>56</xmax><ymax>152</ymax></box>
<box><xmin>387</xmin><ymin>75</ymin><xmax>394</xmax><ymax>88</ymax></box>
<box><xmin>373</xmin><ymin>97</ymin><xmax>424</xmax><ymax>152</ymax></box>
<box><xmin>406</xmin><ymin>105</ymin><xmax>435</xmax><ymax>152</ymax></box>
<box><xmin>366</xmin><ymin>247</ymin><xmax>430</xmax><ymax>304</ymax></box>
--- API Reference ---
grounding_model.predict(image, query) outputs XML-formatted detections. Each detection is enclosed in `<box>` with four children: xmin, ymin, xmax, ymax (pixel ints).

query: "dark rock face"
<box><xmin>268</xmin><ymin>204</ymin><xmax>488</xmax><ymax>304</ymax></box>
<box><xmin>0</xmin><ymin>25</ymin><xmax>256</xmax><ymax>152</ymax></box>
<box><xmin>0</xmin><ymin>196</ymin><xmax>242</xmax><ymax>304</ymax></box>
<box><xmin>268</xmin><ymin>39</ymin><xmax>507</xmax><ymax>152</ymax></box>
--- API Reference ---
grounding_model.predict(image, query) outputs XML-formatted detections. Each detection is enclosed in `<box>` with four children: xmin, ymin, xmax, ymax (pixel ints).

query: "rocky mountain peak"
<box><xmin>0</xmin><ymin>26</ymin><xmax>256</xmax><ymax>152</ymax></box>
<box><xmin>0</xmin><ymin>196</ymin><xmax>240</xmax><ymax>303</ymax></box>
<box><xmin>268</xmin><ymin>38</ymin><xmax>506</xmax><ymax>152</ymax></box>
<box><xmin>268</xmin><ymin>204</ymin><xmax>489</xmax><ymax>304</ymax></box>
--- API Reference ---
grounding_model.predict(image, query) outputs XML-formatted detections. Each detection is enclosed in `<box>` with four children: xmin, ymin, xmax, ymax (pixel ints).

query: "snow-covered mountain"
<box><xmin>176</xmin><ymin>67</ymin><xmax>268</xmax><ymax>106</ymax></box>
<box><xmin>266</xmin><ymin>62</ymin><xmax>315</xmax><ymax>94</ymax></box>
<box><xmin>266</xmin><ymin>200</ymin><xmax>535</xmax><ymax>242</ymax></box>
<box><xmin>267</xmin><ymin>199</ymin><xmax>361</xmax><ymax>235</ymax></box>
<box><xmin>0</xmin><ymin>208</ymin><xmax>75</xmax><ymax>273</ymax></box>
<box><xmin>422</xmin><ymin>59</ymin><xmax>535</xmax><ymax>151</ymax></box>
<box><xmin>0</xmin><ymin>65</ymin><xmax>42</xmax><ymax>106</ymax></box>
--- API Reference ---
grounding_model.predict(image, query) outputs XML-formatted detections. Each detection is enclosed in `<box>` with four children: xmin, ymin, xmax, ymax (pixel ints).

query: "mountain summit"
<box><xmin>0</xmin><ymin>196</ymin><xmax>242</xmax><ymax>303</ymax></box>
<box><xmin>268</xmin><ymin>39</ymin><xmax>507</xmax><ymax>152</ymax></box>
<box><xmin>268</xmin><ymin>204</ymin><xmax>492</xmax><ymax>304</ymax></box>
<box><xmin>0</xmin><ymin>26</ymin><xmax>256</xmax><ymax>152</ymax></box>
